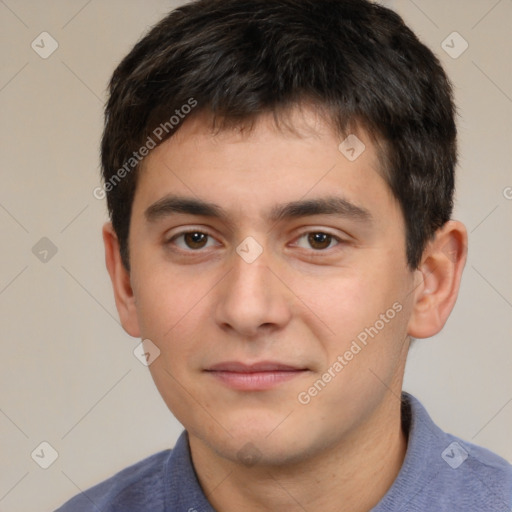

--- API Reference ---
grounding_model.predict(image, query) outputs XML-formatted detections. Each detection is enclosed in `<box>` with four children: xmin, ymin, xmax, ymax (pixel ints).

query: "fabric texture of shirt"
<box><xmin>55</xmin><ymin>393</ymin><xmax>512</xmax><ymax>511</ymax></box>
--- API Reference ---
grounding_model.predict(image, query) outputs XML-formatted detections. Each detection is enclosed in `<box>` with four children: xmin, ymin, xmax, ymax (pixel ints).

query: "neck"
<box><xmin>189</xmin><ymin>394</ymin><xmax>407</xmax><ymax>512</ymax></box>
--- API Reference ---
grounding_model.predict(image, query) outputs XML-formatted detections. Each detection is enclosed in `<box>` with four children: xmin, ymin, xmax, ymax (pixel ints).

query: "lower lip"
<box><xmin>206</xmin><ymin>370</ymin><xmax>307</xmax><ymax>391</ymax></box>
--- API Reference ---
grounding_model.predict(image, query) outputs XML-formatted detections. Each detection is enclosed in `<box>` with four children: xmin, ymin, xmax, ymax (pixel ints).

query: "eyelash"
<box><xmin>166</xmin><ymin>229</ymin><xmax>345</xmax><ymax>253</ymax></box>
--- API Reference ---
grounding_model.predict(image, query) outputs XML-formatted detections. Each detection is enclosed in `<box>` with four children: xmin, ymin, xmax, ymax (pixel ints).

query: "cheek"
<box><xmin>308</xmin><ymin>268</ymin><xmax>410</xmax><ymax>368</ymax></box>
<box><xmin>131</xmin><ymin>263</ymin><xmax>219</xmax><ymax>369</ymax></box>
<box><xmin>300</xmin><ymin>270</ymin><xmax>385</xmax><ymax>340</ymax></box>
<box><xmin>131</xmin><ymin>257</ymin><xmax>197</xmax><ymax>334</ymax></box>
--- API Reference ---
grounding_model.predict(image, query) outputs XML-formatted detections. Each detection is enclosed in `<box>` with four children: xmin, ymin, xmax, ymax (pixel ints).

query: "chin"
<box><xmin>196</xmin><ymin>419</ymin><xmax>316</xmax><ymax>468</ymax></box>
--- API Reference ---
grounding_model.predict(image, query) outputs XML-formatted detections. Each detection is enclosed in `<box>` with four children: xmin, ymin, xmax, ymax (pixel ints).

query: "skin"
<box><xmin>104</xmin><ymin>106</ymin><xmax>467</xmax><ymax>512</ymax></box>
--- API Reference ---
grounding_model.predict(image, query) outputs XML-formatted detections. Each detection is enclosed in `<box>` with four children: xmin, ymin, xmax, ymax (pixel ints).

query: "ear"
<box><xmin>103</xmin><ymin>222</ymin><xmax>141</xmax><ymax>338</ymax></box>
<box><xmin>407</xmin><ymin>220</ymin><xmax>468</xmax><ymax>339</ymax></box>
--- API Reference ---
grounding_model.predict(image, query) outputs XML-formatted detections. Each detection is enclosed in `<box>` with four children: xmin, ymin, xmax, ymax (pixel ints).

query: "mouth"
<box><xmin>204</xmin><ymin>361</ymin><xmax>309</xmax><ymax>391</ymax></box>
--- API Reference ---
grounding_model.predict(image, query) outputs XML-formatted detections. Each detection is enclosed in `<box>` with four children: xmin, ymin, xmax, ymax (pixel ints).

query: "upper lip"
<box><xmin>206</xmin><ymin>361</ymin><xmax>306</xmax><ymax>373</ymax></box>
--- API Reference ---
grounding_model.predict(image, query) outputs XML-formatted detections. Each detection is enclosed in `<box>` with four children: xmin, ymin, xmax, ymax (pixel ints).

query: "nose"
<box><xmin>213</xmin><ymin>246</ymin><xmax>293</xmax><ymax>339</ymax></box>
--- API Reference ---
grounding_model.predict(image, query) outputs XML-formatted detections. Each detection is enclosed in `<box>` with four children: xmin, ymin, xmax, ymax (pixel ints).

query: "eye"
<box><xmin>294</xmin><ymin>232</ymin><xmax>341</xmax><ymax>251</ymax></box>
<box><xmin>168</xmin><ymin>230</ymin><xmax>219</xmax><ymax>251</ymax></box>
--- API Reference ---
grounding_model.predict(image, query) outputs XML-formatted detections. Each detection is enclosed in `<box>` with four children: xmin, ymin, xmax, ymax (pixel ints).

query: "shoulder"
<box><xmin>396</xmin><ymin>393</ymin><xmax>512</xmax><ymax>511</ymax></box>
<box><xmin>54</xmin><ymin>449</ymin><xmax>171</xmax><ymax>512</ymax></box>
<box><xmin>440</xmin><ymin>434</ymin><xmax>512</xmax><ymax>509</ymax></box>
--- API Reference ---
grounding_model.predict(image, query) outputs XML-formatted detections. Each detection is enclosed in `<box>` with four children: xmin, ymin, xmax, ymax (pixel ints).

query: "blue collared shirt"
<box><xmin>55</xmin><ymin>393</ymin><xmax>512</xmax><ymax>511</ymax></box>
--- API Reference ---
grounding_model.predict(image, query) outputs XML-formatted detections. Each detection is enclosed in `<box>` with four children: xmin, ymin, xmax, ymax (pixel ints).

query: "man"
<box><xmin>56</xmin><ymin>0</ymin><xmax>512</xmax><ymax>510</ymax></box>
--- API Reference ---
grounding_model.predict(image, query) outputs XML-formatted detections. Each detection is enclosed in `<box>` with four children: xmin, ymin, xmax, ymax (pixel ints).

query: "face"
<box><xmin>125</xmin><ymin>107</ymin><xmax>417</xmax><ymax>465</ymax></box>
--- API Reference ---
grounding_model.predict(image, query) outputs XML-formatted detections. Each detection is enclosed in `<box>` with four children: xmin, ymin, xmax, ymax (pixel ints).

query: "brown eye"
<box><xmin>306</xmin><ymin>232</ymin><xmax>336</xmax><ymax>250</ymax></box>
<box><xmin>169</xmin><ymin>231</ymin><xmax>218</xmax><ymax>251</ymax></box>
<box><xmin>183</xmin><ymin>232</ymin><xmax>208</xmax><ymax>249</ymax></box>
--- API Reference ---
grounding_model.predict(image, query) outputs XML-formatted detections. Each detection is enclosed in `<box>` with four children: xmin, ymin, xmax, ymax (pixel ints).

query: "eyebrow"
<box><xmin>269</xmin><ymin>196</ymin><xmax>371</xmax><ymax>224</ymax></box>
<box><xmin>145</xmin><ymin>194</ymin><xmax>372</xmax><ymax>225</ymax></box>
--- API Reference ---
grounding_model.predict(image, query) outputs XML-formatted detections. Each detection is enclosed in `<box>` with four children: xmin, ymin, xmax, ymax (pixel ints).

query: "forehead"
<box><xmin>133</xmin><ymin>106</ymin><xmax>397</xmax><ymax>225</ymax></box>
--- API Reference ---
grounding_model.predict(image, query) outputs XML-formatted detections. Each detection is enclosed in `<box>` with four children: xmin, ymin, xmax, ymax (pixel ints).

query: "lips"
<box><xmin>207</xmin><ymin>361</ymin><xmax>305</xmax><ymax>372</ymax></box>
<box><xmin>205</xmin><ymin>361</ymin><xmax>308</xmax><ymax>390</ymax></box>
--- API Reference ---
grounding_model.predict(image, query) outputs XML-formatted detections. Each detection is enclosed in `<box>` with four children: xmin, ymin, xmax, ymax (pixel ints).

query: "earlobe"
<box><xmin>102</xmin><ymin>223</ymin><xmax>141</xmax><ymax>338</ymax></box>
<box><xmin>407</xmin><ymin>221</ymin><xmax>468</xmax><ymax>339</ymax></box>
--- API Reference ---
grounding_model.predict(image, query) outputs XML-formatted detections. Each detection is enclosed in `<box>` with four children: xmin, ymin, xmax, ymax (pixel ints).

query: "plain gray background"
<box><xmin>0</xmin><ymin>1</ymin><xmax>511</xmax><ymax>510</ymax></box>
